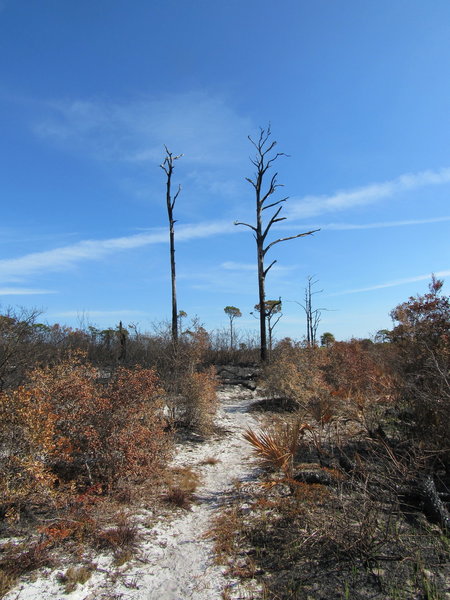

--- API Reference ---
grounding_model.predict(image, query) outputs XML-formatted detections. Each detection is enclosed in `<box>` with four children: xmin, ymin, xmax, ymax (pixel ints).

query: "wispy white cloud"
<box><xmin>0</xmin><ymin>221</ymin><xmax>236</xmax><ymax>282</ymax></box>
<box><xmin>179</xmin><ymin>261</ymin><xmax>257</xmax><ymax>295</ymax></box>
<box><xmin>221</xmin><ymin>261</ymin><xmax>256</xmax><ymax>271</ymax></box>
<box><xmin>320</xmin><ymin>216</ymin><xmax>450</xmax><ymax>230</ymax></box>
<box><xmin>35</xmin><ymin>91</ymin><xmax>251</xmax><ymax>168</ymax></box>
<box><xmin>55</xmin><ymin>310</ymin><xmax>145</xmax><ymax>318</ymax></box>
<box><xmin>332</xmin><ymin>270</ymin><xmax>450</xmax><ymax>295</ymax></box>
<box><xmin>0</xmin><ymin>287</ymin><xmax>56</xmax><ymax>295</ymax></box>
<box><xmin>220</xmin><ymin>261</ymin><xmax>297</xmax><ymax>273</ymax></box>
<box><xmin>287</xmin><ymin>167</ymin><xmax>450</xmax><ymax>219</ymax></box>
<box><xmin>0</xmin><ymin>227</ymin><xmax>80</xmax><ymax>245</ymax></box>
<box><xmin>189</xmin><ymin>278</ymin><xmax>254</xmax><ymax>296</ymax></box>
<box><xmin>182</xmin><ymin>259</ymin><xmax>298</xmax><ymax>297</ymax></box>
<box><xmin>278</xmin><ymin>216</ymin><xmax>450</xmax><ymax>232</ymax></box>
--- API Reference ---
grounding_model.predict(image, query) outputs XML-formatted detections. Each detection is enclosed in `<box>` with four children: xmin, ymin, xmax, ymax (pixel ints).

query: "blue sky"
<box><xmin>1</xmin><ymin>0</ymin><xmax>449</xmax><ymax>341</ymax></box>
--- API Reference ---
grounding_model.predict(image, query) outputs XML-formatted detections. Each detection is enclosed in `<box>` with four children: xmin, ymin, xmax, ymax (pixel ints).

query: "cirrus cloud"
<box><xmin>287</xmin><ymin>167</ymin><xmax>450</xmax><ymax>219</ymax></box>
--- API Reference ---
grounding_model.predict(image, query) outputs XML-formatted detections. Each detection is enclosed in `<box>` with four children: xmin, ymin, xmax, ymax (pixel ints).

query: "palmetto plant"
<box><xmin>243</xmin><ymin>421</ymin><xmax>311</xmax><ymax>478</ymax></box>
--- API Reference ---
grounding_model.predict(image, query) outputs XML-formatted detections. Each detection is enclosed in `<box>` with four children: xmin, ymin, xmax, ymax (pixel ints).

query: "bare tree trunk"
<box><xmin>257</xmin><ymin>237</ymin><xmax>267</xmax><ymax>361</ymax></box>
<box><xmin>169</xmin><ymin>210</ymin><xmax>177</xmax><ymax>343</ymax></box>
<box><xmin>235</xmin><ymin>126</ymin><xmax>319</xmax><ymax>362</ymax></box>
<box><xmin>160</xmin><ymin>147</ymin><xmax>182</xmax><ymax>346</ymax></box>
<box><xmin>268</xmin><ymin>303</ymin><xmax>282</xmax><ymax>358</ymax></box>
<box><xmin>224</xmin><ymin>306</ymin><xmax>242</xmax><ymax>351</ymax></box>
<box><xmin>302</xmin><ymin>276</ymin><xmax>323</xmax><ymax>347</ymax></box>
<box><xmin>117</xmin><ymin>321</ymin><xmax>127</xmax><ymax>364</ymax></box>
<box><xmin>230</xmin><ymin>319</ymin><xmax>233</xmax><ymax>349</ymax></box>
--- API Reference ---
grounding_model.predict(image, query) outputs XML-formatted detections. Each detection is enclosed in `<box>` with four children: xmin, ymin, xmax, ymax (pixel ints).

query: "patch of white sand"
<box><xmin>4</xmin><ymin>386</ymin><xmax>263</xmax><ymax>600</ymax></box>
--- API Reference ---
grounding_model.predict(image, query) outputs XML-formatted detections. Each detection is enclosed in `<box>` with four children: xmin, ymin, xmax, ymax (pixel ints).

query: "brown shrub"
<box><xmin>0</xmin><ymin>569</ymin><xmax>16</xmax><ymax>598</ymax></box>
<box><xmin>155</xmin><ymin>321</ymin><xmax>212</xmax><ymax>392</ymax></box>
<box><xmin>0</xmin><ymin>539</ymin><xmax>54</xmax><ymax>578</ymax></box>
<box><xmin>324</xmin><ymin>339</ymin><xmax>391</xmax><ymax>399</ymax></box>
<box><xmin>390</xmin><ymin>277</ymin><xmax>450</xmax><ymax>467</ymax></box>
<box><xmin>206</xmin><ymin>506</ymin><xmax>242</xmax><ymax>563</ymax></box>
<box><xmin>179</xmin><ymin>366</ymin><xmax>218</xmax><ymax>435</ymax></box>
<box><xmin>0</xmin><ymin>354</ymin><xmax>173</xmax><ymax>519</ymax></box>
<box><xmin>32</xmin><ymin>355</ymin><xmax>171</xmax><ymax>488</ymax></box>
<box><xmin>0</xmin><ymin>386</ymin><xmax>57</xmax><ymax>516</ymax></box>
<box><xmin>262</xmin><ymin>344</ymin><xmax>331</xmax><ymax>411</ymax></box>
<box><xmin>162</xmin><ymin>487</ymin><xmax>193</xmax><ymax>509</ymax></box>
<box><xmin>199</xmin><ymin>456</ymin><xmax>220</xmax><ymax>466</ymax></box>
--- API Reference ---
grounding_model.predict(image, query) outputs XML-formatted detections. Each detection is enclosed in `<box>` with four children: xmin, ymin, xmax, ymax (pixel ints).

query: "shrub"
<box><xmin>28</xmin><ymin>355</ymin><xmax>171</xmax><ymax>489</ymax></box>
<box><xmin>391</xmin><ymin>277</ymin><xmax>450</xmax><ymax>468</ymax></box>
<box><xmin>0</xmin><ymin>354</ymin><xmax>173</xmax><ymax>519</ymax></box>
<box><xmin>100</xmin><ymin>365</ymin><xmax>172</xmax><ymax>485</ymax></box>
<box><xmin>151</xmin><ymin>320</ymin><xmax>212</xmax><ymax>394</ymax></box>
<box><xmin>262</xmin><ymin>343</ymin><xmax>330</xmax><ymax>411</ymax></box>
<box><xmin>321</xmin><ymin>339</ymin><xmax>396</xmax><ymax>433</ymax></box>
<box><xmin>0</xmin><ymin>569</ymin><xmax>16</xmax><ymax>598</ymax></box>
<box><xmin>182</xmin><ymin>324</ymin><xmax>211</xmax><ymax>373</ymax></box>
<box><xmin>0</xmin><ymin>539</ymin><xmax>53</xmax><ymax>578</ymax></box>
<box><xmin>94</xmin><ymin>512</ymin><xmax>139</xmax><ymax>555</ymax></box>
<box><xmin>178</xmin><ymin>366</ymin><xmax>218</xmax><ymax>435</ymax></box>
<box><xmin>324</xmin><ymin>339</ymin><xmax>389</xmax><ymax>399</ymax></box>
<box><xmin>0</xmin><ymin>386</ymin><xmax>57</xmax><ymax>517</ymax></box>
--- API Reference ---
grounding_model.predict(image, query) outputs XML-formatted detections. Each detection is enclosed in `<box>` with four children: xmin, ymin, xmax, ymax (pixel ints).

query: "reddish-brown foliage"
<box><xmin>390</xmin><ymin>277</ymin><xmax>450</xmax><ymax>466</ymax></box>
<box><xmin>325</xmin><ymin>340</ymin><xmax>389</xmax><ymax>398</ymax></box>
<box><xmin>0</xmin><ymin>353</ymin><xmax>173</xmax><ymax>518</ymax></box>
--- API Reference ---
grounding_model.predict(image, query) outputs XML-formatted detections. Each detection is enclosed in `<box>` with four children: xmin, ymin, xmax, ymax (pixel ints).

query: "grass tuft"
<box><xmin>94</xmin><ymin>512</ymin><xmax>139</xmax><ymax>563</ymax></box>
<box><xmin>0</xmin><ymin>569</ymin><xmax>16</xmax><ymax>598</ymax></box>
<box><xmin>162</xmin><ymin>466</ymin><xmax>200</xmax><ymax>509</ymax></box>
<box><xmin>57</xmin><ymin>565</ymin><xmax>94</xmax><ymax>593</ymax></box>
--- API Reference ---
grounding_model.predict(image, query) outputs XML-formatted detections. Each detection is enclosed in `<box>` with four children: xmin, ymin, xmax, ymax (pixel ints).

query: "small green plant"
<box><xmin>343</xmin><ymin>580</ymin><xmax>350</xmax><ymax>600</ymax></box>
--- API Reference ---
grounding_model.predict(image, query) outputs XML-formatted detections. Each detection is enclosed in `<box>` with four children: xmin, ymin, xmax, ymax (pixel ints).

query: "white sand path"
<box><xmin>5</xmin><ymin>385</ymin><xmax>262</xmax><ymax>600</ymax></box>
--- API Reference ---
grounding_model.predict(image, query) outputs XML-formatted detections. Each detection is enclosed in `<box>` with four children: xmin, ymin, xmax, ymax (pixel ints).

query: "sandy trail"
<box><xmin>5</xmin><ymin>385</ymin><xmax>262</xmax><ymax>600</ymax></box>
<box><xmin>124</xmin><ymin>385</ymin><xmax>261</xmax><ymax>600</ymax></box>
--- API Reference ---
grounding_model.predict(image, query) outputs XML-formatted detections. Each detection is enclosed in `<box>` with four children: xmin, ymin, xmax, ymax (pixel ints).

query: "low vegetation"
<box><xmin>209</xmin><ymin>278</ymin><xmax>450</xmax><ymax>599</ymax></box>
<box><xmin>0</xmin><ymin>316</ymin><xmax>221</xmax><ymax>597</ymax></box>
<box><xmin>0</xmin><ymin>278</ymin><xmax>448</xmax><ymax>599</ymax></box>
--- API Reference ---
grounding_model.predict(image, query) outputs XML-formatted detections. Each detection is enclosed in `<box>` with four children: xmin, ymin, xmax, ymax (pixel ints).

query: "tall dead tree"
<box><xmin>235</xmin><ymin>126</ymin><xmax>319</xmax><ymax>361</ymax></box>
<box><xmin>286</xmin><ymin>276</ymin><xmax>328</xmax><ymax>346</ymax></box>
<box><xmin>160</xmin><ymin>146</ymin><xmax>183</xmax><ymax>345</ymax></box>
<box><xmin>302</xmin><ymin>276</ymin><xmax>323</xmax><ymax>347</ymax></box>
